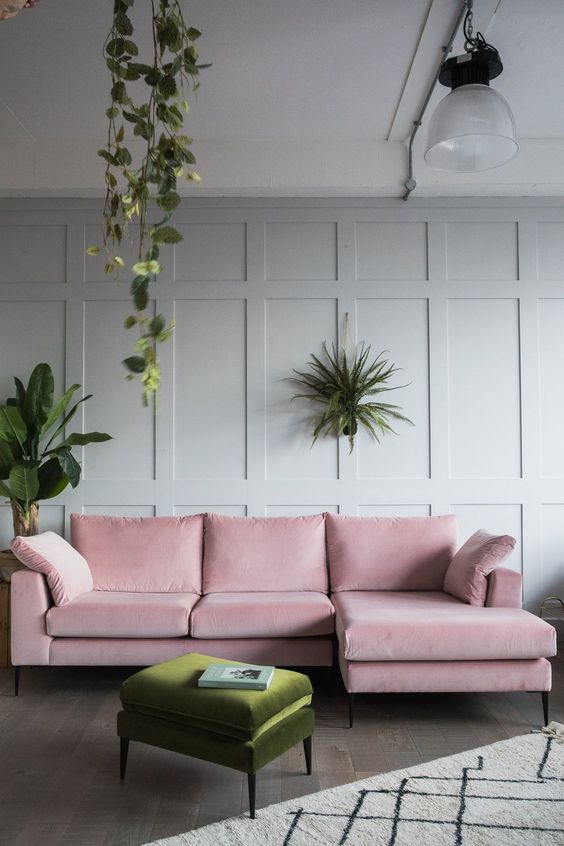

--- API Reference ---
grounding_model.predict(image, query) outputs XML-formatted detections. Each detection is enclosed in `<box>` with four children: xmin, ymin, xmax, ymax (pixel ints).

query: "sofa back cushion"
<box><xmin>443</xmin><ymin>529</ymin><xmax>516</xmax><ymax>606</ymax></box>
<box><xmin>203</xmin><ymin>513</ymin><xmax>328</xmax><ymax>593</ymax></box>
<box><xmin>11</xmin><ymin>531</ymin><xmax>93</xmax><ymax>606</ymax></box>
<box><xmin>327</xmin><ymin>514</ymin><xmax>458</xmax><ymax>591</ymax></box>
<box><xmin>71</xmin><ymin>514</ymin><xmax>203</xmax><ymax>593</ymax></box>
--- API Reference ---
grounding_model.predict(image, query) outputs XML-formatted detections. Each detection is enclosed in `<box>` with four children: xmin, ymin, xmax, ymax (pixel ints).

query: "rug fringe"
<box><xmin>541</xmin><ymin>720</ymin><xmax>564</xmax><ymax>743</ymax></box>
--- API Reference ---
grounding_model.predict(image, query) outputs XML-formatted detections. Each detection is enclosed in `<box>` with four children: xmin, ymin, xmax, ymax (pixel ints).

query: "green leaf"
<box><xmin>63</xmin><ymin>432</ymin><xmax>112</xmax><ymax>446</ymax></box>
<box><xmin>124</xmin><ymin>315</ymin><xmax>137</xmax><ymax>329</ymax></box>
<box><xmin>156</xmin><ymin>191</ymin><xmax>181</xmax><ymax>212</ymax></box>
<box><xmin>114</xmin><ymin>12</ymin><xmax>133</xmax><ymax>36</ymax></box>
<box><xmin>97</xmin><ymin>149</ymin><xmax>119</xmax><ymax>165</ymax></box>
<box><xmin>106</xmin><ymin>37</ymin><xmax>125</xmax><ymax>57</ymax></box>
<box><xmin>126</xmin><ymin>62</ymin><xmax>154</xmax><ymax>76</ymax></box>
<box><xmin>86</xmin><ymin>245</ymin><xmax>101</xmax><ymax>256</ymax></box>
<box><xmin>0</xmin><ymin>439</ymin><xmax>15</xmax><ymax>478</ymax></box>
<box><xmin>110</xmin><ymin>80</ymin><xmax>128</xmax><ymax>104</ymax></box>
<box><xmin>151</xmin><ymin>225</ymin><xmax>183</xmax><ymax>244</ymax></box>
<box><xmin>149</xmin><ymin>314</ymin><xmax>166</xmax><ymax>336</ymax></box>
<box><xmin>43</xmin><ymin>395</ymin><xmax>93</xmax><ymax>451</ymax></box>
<box><xmin>187</xmin><ymin>27</ymin><xmax>202</xmax><ymax>40</ymax></box>
<box><xmin>123</xmin><ymin>356</ymin><xmax>147</xmax><ymax>374</ymax></box>
<box><xmin>24</xmin><ymin>363</ymin><xmax>54</xmax><ymax>428</ymax></box>
<box><xmin>9</xmin><ymin>463</ymin><xmax>39</xmax><ymax>505</ymax></box>
<box><xmin>132</xmin><ymin>260</ymin><xmax>161</xmax><ymax>276</ymax></box>
<box><xmin>38</xmin><ymin>384</ymin><xmax>80</xmax><ymax>441</ymax></box>
<box><xmin>0</xmin><ymin>406</ymin><xmax>27</xmax><ymax>446</ymax></box>
<box><xmin>115</xmin><ymin>147</ymin><xmax>132</xmax><ymax>166</ymax></box>
<box><xmin>123</xmin><ymin>39</ymin><xmax>138</xmax><ymax>56</ymax></box>
<box><xmin>36</xmin><ymin>457</ymin><xmax>69</xmax><ymax>500</ymax></box>
<box><xmin>158</xmin><ymin>74</ymin><xmax>178</xmax><ymax>99</ymax></box>
<box><xmin>13</xmin><ymin>377</ymin><xmax>26</xmax><ymax>413</ymax></box>
<box><xmin>131</xmin><ymin>277</ymin><xmax>149</xmax><ymax>311</ymax></box>
<box><xmin>51</xmin><ymin>447</ymin><xmax>81</xmax><ymax>489</ymax></box>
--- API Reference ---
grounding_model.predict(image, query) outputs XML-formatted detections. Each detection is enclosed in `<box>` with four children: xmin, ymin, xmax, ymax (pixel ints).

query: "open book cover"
<box><xmin>198</xmin><ymin>663</ymin><xmax>275</xmax><ymax>690</ymax></box>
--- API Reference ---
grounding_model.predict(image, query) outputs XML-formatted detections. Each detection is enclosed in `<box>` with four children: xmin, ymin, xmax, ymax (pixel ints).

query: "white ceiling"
<box><xmin>0</xmin><ymin>0</ymin><xmax>563</xmax><ymax>197</ymax></box>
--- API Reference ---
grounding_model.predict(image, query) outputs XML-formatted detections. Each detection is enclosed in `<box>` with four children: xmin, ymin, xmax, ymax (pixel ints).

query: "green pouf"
<box><xmin>117</xmin><ymin>653</ymin><xmax>315</xmax><ymax>819</ymax></box>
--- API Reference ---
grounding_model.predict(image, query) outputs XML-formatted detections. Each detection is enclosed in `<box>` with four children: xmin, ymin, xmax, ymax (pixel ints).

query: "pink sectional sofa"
<box><xmin>10</xmin><ymin>512</ymin><xmax>556</xmax><ymax>724</ymax></box>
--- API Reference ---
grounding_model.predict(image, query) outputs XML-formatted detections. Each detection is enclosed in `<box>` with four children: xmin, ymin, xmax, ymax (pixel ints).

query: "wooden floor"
<box><xmin>1</xmin><ymin>659</ymin><xmax>563</xmax><ymax>845</ymax></box>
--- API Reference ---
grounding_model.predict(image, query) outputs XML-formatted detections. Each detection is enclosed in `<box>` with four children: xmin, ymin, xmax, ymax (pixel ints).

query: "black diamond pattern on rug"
<box><xmin>282</xmin><ymin>737</ymin><xmax>564</xmax><ymax>846</ymax></box>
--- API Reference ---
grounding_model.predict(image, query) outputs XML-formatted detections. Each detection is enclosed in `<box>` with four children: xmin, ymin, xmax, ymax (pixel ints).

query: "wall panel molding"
<box><xmin>1</xmin><ymin>199</ymin><xmax>563</xmax><ymax>608</ymax></box>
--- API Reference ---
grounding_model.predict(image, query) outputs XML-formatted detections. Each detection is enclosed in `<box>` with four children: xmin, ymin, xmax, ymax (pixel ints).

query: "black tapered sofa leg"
<box><xmin>14</xmin><ymin>666</ymin><xmax>20</xmax><ymax>697</ymax></box>
<box><xmin>542</xmin><ymin>691</ymin><xmax>549</xmax><ymax>727</ymax></box>
<box><xmin>348</xmin><ymin>692</ymin><xmax>355</xmax><ymax>729</ymax></box>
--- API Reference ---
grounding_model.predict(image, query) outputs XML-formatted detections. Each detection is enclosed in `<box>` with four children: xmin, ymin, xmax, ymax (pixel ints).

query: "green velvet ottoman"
<box><xmin>117</xmin><ymin>653</ymin><xmax>315</xmax><ymax>818</ymax></box>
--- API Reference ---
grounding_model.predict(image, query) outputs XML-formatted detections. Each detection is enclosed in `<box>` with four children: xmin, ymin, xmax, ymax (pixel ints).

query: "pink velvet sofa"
<box><xmin>11</xmin><ymin>513</ymin><xmax>335</xmax><ymax>685</ymax></box>
<box><xmin>9</xmin><ymin>512</ymin><xmax>556</xmax><ymax>724</ymax></box>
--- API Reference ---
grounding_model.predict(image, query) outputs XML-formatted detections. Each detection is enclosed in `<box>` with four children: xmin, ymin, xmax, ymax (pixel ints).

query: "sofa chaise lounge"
<box><xmin>10</xmin><ymin>512</ymin><xmax>556</xmax><ymax>723</ymax></box>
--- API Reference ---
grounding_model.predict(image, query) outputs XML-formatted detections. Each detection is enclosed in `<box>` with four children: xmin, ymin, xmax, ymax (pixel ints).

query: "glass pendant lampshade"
<box><xmin>424</xmin><ymin>83</ymin><xmax>518</xmax><ymax>172</ymax></box>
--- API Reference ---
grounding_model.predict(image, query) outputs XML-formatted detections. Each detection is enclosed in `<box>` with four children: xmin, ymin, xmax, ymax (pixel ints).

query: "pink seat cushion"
<box><xmin>202</xmin><ymin>513</ymin><xmax>328</xmax><ymax>593</ymax></box>
<box><xmin>11</xmin><ymin>531</ymin><xmax>93</xmax><ymax>606</ymax></box>
<box><xmin>326</xmin><ymin>514</ymin><xmax>458</xmax><ymax>591</ymax></box>
<box><xmin>443</xmin><ymin>529</ymin><xmax>516</xmax><ymax>605</ymax></box>
<box><xmin>71</xmin><ymin>514</ymin><xmax>203</xmax><ymax>594</ymax></box>
<box><xmin>46</xmin><ymin>591</ymin><xmax>199</xmax><ymax>637</ymax></box>
<box><xmin>190</xmin><ymin>592</ymin><xmax>335</xmax><ymax>638</ymax></box>
<box><xmin>332</xmin><ymin>591</ymin><xmax>556</xmax><ymax>661</ymax></box>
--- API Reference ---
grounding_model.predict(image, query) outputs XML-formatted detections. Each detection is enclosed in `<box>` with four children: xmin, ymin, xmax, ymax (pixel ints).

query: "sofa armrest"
<box><xmin>485</xmin><ymin>567</ymin><xmax>522</xmax><ymax>609</ymax></box>
<box><xmin>11</xmin><ymin>569</ymin><xmax>53</xmax><ymax>665</ymax></box>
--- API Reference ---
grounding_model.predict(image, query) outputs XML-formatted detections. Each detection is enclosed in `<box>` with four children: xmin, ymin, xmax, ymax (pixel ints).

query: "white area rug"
<box><xmin>145</xmin><ymin>723</ymin><xmax>564</xmax><ymax>846</ymax></box>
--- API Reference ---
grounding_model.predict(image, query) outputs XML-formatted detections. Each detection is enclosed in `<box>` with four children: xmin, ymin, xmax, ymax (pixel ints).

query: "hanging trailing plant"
<box><xmin>88</xmin><ymin>0</ymin><xmax>209</xmax><ymax>406</ymax></box>
<box><xmin>289</xmin><ymin>320</ymin><xmax>413</xmax><ymax>452</ymax></box>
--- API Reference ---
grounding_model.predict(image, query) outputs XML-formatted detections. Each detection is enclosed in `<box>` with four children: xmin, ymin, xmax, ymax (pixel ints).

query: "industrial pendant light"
<box><xmin>424</xmin><ymin>0</ymin><xmax>518</xmax><ymax>172</ymax></box>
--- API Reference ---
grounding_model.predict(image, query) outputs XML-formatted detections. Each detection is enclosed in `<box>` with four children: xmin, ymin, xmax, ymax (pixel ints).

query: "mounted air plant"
<box><xmin>289</xmin><ymin>337</ymin><xmax>413</xmax><ymax>453</ymax></box>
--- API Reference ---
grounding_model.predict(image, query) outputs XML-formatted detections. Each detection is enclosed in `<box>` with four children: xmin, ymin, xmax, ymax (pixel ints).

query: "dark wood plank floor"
<box><xmin>1</xmin><ymin>659</ymin><xmax>563</xmax><ymax>846</ymax></box>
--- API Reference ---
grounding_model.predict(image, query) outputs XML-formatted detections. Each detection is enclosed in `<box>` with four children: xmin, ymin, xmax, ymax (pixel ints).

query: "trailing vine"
<box><xmin>88</xmin><ymin>0</ymin><xmax>208</xmax><ymax>405</ymax></box>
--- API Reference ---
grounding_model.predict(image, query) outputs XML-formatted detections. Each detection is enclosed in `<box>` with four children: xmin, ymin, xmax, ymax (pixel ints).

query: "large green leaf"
<box><xmin>37</xmin><ymin>457</ymin><xmax>69</xmax><ymax>500</ymax></box>
<box><xmin>42</xmin><ymin>394</ymin><xmax>92</xmax><ymax>451</ymax></box>
<box><xmin>63</xmin><ymin>432</ymin><xmax>112</xmax><ymax>446</ymax></box>
<box><xmin>23</xmin><ymin>363</ymin><xmax>54</xmax><ymax>427</ymax></box>
<box><xmin>39</xmin><ymin>383</ymin><xmax>80</xmax><ymax>441</ymax></box>
<box><xmin>8</xmin><ymin>463</ymin><xmax>40</xmax><ymax>505</ymax></box>
<box><xmin>52</xmin><ymin>447</ymin><xmax>81</xmax><ymax>488</ymax></box>
<box><xmin>0</xmin><ymin>439</ymin><xmax>15</xmax><ymax>478</ymax></box>
<box><xmin>0</xmin><ymin>406</ymin><xmax>27</xmax><ymax>447</ymax></box>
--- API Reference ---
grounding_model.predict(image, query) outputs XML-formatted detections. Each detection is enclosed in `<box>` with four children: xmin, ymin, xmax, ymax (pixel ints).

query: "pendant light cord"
<box><xmin>402</xmin><ymin>0</ymin><xmax>469</xmax><ymax>201</ymax></box>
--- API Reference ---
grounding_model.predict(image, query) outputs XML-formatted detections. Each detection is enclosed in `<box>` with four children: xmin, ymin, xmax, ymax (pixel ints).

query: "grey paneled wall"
<box><xmin>1</xmin><ymin>198</ymin><xmax>564</xmax><ymax>609</ymax></box>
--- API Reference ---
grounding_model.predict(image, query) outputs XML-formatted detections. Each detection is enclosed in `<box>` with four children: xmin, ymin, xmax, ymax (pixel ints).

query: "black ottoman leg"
<box><xmin>348</xmin><ymin>692</ymin><xmax>355</xmax><ymax>729</ymax></box>
<box><xmin>247</xmin><ymin>773</ymin><xmax>256</xmax><ymax>819</ymax></box>
<box><xmin>120</xmin><ymin>737</ymin><xmax>130</xmax><ymax>779</ymax></box>
<box><xmin>303</xmin><ymin>736</ymin><xmax>312</xmax><ymax>775</ymax></box>
<box><xmin>14</xmin><ymin>666</ymin><xmax>20</xmax><ymax>697</ymax></box>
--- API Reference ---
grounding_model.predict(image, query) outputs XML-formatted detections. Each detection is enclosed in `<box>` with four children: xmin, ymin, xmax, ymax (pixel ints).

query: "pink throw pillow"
<box><xmin>11</xmin><ymin>531</ymin><xmax>93</xmax><ymax>606</ymax></box>
<box><xmin>443</xmin><ymin>529</ymin><xmax>516</xmax><ymax>606</ymax></box>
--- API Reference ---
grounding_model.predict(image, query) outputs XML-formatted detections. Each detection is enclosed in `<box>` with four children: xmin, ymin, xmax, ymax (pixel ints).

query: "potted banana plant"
<box><xmin>0</xmin><ymin>362</ymin><xmax>111</xmax><ymax>537</ymax></box>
